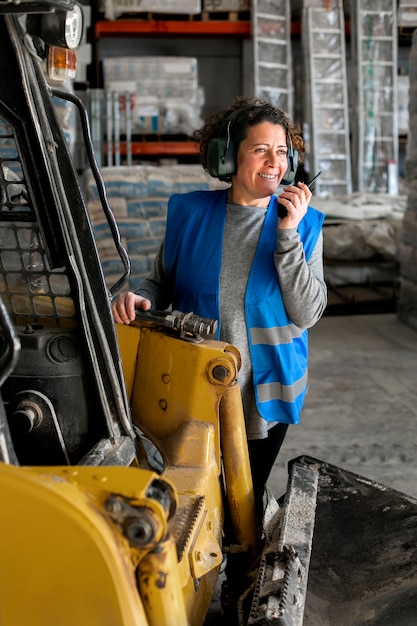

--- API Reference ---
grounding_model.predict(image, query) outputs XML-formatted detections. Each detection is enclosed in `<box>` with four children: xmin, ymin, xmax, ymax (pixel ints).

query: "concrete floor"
<box><xmin>270</xmin><ymin>312</ymin><xmax>417</xmax><ymax>500</ymax></box>
<box><xmin>204</xmin><ymin>312</ymin><xmax>417</xmax><ymax>624</ymax></box>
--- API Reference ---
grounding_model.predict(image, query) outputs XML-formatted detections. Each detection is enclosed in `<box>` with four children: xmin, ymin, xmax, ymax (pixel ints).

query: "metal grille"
<box><xmin>0</xmin><ymin>117</ymin><xmax>76</xmax><ymax>326</ymax></box>
<box><xmin>0</xmin><ymin>122</ymin><xmax>31</xmax><ymax>216</ymax></box>
<box><xmin>0</xmin><ymin>222</ymin><xmax>76</xmax><ymax>326</ymax></box>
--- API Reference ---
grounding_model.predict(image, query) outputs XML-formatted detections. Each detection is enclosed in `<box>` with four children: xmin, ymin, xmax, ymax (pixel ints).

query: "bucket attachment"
<box><xmin>243</xmin><ymin>456</ymin><xmax>417</xmax><ymax>626</ymax></box>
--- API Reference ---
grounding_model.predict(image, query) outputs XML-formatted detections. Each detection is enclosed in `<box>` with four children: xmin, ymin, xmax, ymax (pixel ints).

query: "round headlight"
<box><xmin>63</xmin><ymin>4</ymin><xmax>83</xmax><ymax>50</ymax></box>
<box><xmin>32</xmin><ymin>4</ymin><xmax>84</xmax><ymax>50</ymax></box>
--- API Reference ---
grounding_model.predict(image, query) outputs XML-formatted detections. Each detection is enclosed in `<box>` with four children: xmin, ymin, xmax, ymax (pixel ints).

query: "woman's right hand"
<box><xmin>112</xmin><ymin>292</ymin><xmax>151</xmax><ymax>325</ymax></box>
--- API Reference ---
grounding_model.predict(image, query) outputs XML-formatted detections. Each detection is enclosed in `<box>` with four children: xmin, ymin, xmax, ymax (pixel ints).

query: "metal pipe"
<box><xmin>219</xmin><ymin>383</ymin><xmax>259</xmax><ymax>559</ymax></box>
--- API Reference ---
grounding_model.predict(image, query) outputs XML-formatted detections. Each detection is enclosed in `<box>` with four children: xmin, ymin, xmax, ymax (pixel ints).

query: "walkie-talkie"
<box><xmin>278</xmin><ymin>171</ymin><xmax>322</xmax><ymax>218</ymax></box>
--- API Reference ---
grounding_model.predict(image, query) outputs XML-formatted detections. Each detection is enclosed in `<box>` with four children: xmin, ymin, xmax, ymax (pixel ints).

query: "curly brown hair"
<box><xmin>193</xmin><ymin>96</ymin><xmax>305</xmax><ymax>173</ymax></box>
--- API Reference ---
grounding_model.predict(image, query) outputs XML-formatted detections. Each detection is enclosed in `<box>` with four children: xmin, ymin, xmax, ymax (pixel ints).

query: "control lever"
<box><xmin>135</xmin><ymin>309</ymin><xmax>218</xmax><ymax>342</ymax></box>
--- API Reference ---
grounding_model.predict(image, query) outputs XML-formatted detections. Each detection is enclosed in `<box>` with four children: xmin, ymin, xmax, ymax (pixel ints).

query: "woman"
<box><xmin>112</xmin><ymin>96</ymin><xmax>327</xmax><ymax>523</ymax></box>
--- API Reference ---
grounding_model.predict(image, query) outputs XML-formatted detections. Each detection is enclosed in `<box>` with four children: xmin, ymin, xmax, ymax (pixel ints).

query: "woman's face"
<box><xmin>231</xmin><ymin>121</ymin><xmax>289</xmax><ymax>206</ymax></box>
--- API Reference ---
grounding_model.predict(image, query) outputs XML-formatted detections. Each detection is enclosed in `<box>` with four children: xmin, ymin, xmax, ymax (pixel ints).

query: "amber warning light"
<box><xmin>47</xmin><ymin>46</ymin><xmax>77</xmax><ymax>80</ymax></box>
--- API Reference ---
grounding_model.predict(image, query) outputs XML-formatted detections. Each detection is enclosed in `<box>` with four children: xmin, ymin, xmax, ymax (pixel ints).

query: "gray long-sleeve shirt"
<box><xmin>135</xmin><ymin>200</ymin><xmax>327</xmax><ymax>439</ymax></box>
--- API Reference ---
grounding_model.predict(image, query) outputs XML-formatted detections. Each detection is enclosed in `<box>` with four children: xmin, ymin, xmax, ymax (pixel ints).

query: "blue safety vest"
<box><xmin>164</xmin><ymin>189</ymin><xmax>325</xmax><ymax>424</ymax></box>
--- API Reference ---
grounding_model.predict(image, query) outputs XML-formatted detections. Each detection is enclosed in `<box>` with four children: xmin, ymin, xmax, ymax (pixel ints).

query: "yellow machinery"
<box><xmin>117</xmin><ymin>317</ymin><xmax>259</xmax><ymax>625</ymax></box>
<box><xmin>1</xmin><ymin>313</ymin><xmax>258</xmax><ymax>626</ymax></box>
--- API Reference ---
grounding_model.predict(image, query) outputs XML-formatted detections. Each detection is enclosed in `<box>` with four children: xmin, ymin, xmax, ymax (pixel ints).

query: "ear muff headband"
<box><xmin>207</xmin><ymin>108</ymin><xmax>299</xmax><ymax>184</ymax></box>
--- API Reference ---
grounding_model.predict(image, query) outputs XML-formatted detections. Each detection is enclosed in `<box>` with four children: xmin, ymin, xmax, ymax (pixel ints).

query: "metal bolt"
<box><xmin>212</xmin><ymin>365</ymin><xmax>229</xmax><ymax>381</ymax></box>
<box><xmin>105</xmin><ymin>496</ymin><xmax>123</xmax><ymax>515</ymax></box>
<box><xmin>125</xmin><ymin>516</ymin><xmax>156</xmax><ymax>547</ymax></box>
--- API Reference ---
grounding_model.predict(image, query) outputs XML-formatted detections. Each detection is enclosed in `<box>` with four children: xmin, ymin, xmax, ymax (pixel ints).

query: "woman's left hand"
<box><xmin>278</xmin><ymin>181</ymin><xmax>312</xmax><ymax>229</ymax></box>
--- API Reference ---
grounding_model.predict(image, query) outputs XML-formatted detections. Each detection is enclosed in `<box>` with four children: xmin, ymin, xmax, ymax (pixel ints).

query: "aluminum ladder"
<box><xmin>302</xmin><ymin>0</ymin><xmax>352</xmax><ymax>197</ymax></box>
<box><xmin>350</xmin><ymin>0</ymin><xmax>399</xmax><ymax>193</ymax></box>
<box><xmin>251</xmin><ymin>0</ymin><xmax>293</xmax><ymax>116</ymax></box>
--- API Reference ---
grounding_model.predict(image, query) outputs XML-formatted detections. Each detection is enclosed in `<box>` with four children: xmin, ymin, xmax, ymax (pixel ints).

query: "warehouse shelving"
<box><xmin>91</xmin><ymin>10</ymin><xmax>409</xmax><ymax>166</ymax></box>
<box><xmin>92</xmin><ymin>16</ymin><xmax>253</xmax><ymax>161</ymax></box>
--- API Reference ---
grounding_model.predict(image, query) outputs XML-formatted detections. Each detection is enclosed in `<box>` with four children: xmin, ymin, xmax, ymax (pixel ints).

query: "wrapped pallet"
<box><xmin>102</xmin><ymin>56</ymin><xmax>204</xmax><ymax>136</ymax></box>
<box><xmin>84</xmin><ymin>165</ymin><xmax>227</xmax><ymax>291</ymax></box>
<box><xmin>101</xmin><ymin>0</ymin><xmax>202</xmax><ymax>20</ymax></box>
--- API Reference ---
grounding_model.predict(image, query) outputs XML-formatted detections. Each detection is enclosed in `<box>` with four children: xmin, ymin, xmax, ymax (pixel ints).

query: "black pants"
<box><xmin>248</xmin><ymin>422</ymin><xmax>289</xmax><ymax>526</ymax></box>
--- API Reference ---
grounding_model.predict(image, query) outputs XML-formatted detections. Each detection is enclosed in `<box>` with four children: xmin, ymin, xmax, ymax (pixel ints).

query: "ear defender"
<box><xmin>207</xmin><ymin>120</ymin><xmax>236</xmax><ymax>181</ymax></box>
<box><xmin>281</xmin><ymin>141</ymin><xmax>299</xmax><ymax>186</ymax></box>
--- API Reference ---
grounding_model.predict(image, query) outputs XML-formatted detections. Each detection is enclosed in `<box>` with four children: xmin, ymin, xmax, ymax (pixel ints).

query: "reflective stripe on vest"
<box><xmin>257</xmin><ymin>370</ymin><xmax>308</xmax><ymax>403</ymax></box>
<box><xmin>251</xmin><ymin>323</ymin><xmax>305</xmax><ymax>345</ymax></box>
